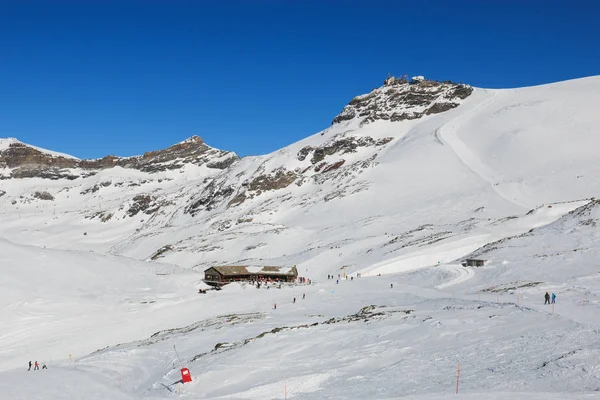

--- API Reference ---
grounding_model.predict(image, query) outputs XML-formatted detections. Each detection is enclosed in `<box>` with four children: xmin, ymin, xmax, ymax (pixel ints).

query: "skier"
<box><xmin>293</xmin><ymin>297</ymin><xmax>296</xmax><ymax>303</ymax></box>
<box><xmin>273</xmin><ymin>303</ymin><xmax>277</xmax><ymax>310</ymax></box>
<box><xmin>544</xmin><ymin>292</ymin><xmax>550</xmax><ymax>305</ymax></box>
<box><xmin>391</xmin><ymin>283</ymin><xmax>394</xmax><ymax>289</ymax></box>
<box><xmin>42</xmin><ymin>364</ymin><xmax>47</xmax><ymax>370</ymax></box>
<box><xmin>336</xmin><ymin>279</ymin><xmax>339</xmax><ymax>284</ymax></box>
<box><xmin>302</xmin><ymin>293</ymin><xmax>305</xmax><ymax>300</ymax></box>
<box><xmin>551</xmin><ymin>293</ymin><xmax>556</xmax><ymax>304</ymax></box>
<box><xmin>34</xmin><ymin>361</ymin><xmax>39</xmax><ymax>370</ymax></box>
<box><xmin>28</xmin><ymin>361</ymin><xmax>32</xmax><ymax>371</ymax></box>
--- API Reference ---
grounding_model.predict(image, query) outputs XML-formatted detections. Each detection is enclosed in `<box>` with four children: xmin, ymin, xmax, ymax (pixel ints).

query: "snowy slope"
<box><xmin>0</xmin><ymin>238</ymin><xmax>210</xmax><ymax>372</ymax></box>
<box><xmin>1</xmin><ymin>76</ymin><xmax>600</xmax><ymax>399</ymax></box>
<box><xmin>2</xmin><ymin>274</ymin><xmax>600</xmax><ymax>399</ymax></box>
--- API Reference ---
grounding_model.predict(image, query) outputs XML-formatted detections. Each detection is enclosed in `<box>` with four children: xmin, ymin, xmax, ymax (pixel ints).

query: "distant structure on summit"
<box><xmin>384</xmin><ymin>74</ymin><xmax>410</xmax><ymax>86</ymax></box>
<box><xmin>411</xmin><ymin>75</ymin><xmax>425</xmax><ymax>82</ymax></box>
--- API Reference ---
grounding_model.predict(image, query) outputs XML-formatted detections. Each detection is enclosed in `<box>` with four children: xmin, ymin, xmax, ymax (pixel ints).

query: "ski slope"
<box><xmin>1</xmin><ymin>76</ymin><xmax>600</xmax><ymax>398</ymax></box>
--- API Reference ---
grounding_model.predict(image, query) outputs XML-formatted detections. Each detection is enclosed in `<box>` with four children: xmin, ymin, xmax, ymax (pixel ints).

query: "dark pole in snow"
<box><xmin>173</xmin><ymin>345</ymin><xmax>183</xmax><ymax>369</ymax></box>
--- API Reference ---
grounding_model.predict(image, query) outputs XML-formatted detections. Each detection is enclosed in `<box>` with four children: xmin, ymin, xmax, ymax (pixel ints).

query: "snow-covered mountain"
<box><xmin>1</xmin><ymin>76</ymin><xmax>598</xmax><ymax>272</ymax></box>
<box><xmin>2</xmin><ymin>75</ymin><xmax>600</xmax><ymax>399</ymax></box>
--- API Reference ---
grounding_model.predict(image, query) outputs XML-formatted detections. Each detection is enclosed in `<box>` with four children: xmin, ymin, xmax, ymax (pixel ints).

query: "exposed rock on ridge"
<box><xmin>0</xmin><ymin>136</ymin><xmax>238</xmax><ymax>180</ymax></box>
<box><xmin>332</xmin><ymin>77</ymin><xmax>473</xmax><ymax>126</ymax></box>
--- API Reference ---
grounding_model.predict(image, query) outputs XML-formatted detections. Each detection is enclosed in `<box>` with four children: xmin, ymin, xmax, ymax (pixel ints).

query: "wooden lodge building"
<box><xmin>204</xmin><ymin>265</ymin><xmax>299</xmax><ymax>286</ymax></box>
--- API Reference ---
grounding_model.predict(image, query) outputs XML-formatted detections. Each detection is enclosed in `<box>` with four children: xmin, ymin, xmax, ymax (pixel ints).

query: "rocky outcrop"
<box><xmin>247</xmin><ymin>169</ymin><xmax>298</xmax><ymax>192</ymax></box>
<box><xmin>81</xmin><ymin>181</ymin><xmax>112</xmax><ymax>195</ymax></box>
<box><xmin>0</xmin><ymin>142</ymin><xmax>78</xmax><ymax>169</ymax></box>
<box><xmin>127</xmin><ymin>194</ymin><xmax>160</xmax><ymax>217</ymax></box>
<box><xmin>116</xmin><ymin>136</ymin><xmax>238</xmax><ymax>173</ymax></box>
<box><xmin>9</xmin><ymin>167</ymin><xmax>83</xmax><ymax>180</ymax></box>
<box><xmin>33</xmin><ymin>191</ymin><xmax>55</xmax><ymax>201</ymax></box>
<box><xmin>298</xmin><ymin>136</ymin><xmax>393</xmax><ymax>164</ymax></box>
<box><xmin>186</xmin><ymin>180</ymin><xmax>236</xmax><ymax>216</ymax></box>
<box><xmin>0</xmin><ymin>136</ymin><xmax>239</xmax><ymax>179</ymax></box>
<box><xmin>332</xmin><ymin>78</ymin><xmax>473</xmax><ymax>126</ymax></box>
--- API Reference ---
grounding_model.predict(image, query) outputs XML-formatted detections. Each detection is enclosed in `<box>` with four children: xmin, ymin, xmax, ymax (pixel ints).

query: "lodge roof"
<box><xmin>206</xmin><ymin>265</ymin><xmax>298</xmax><ymax>277</ymax></box>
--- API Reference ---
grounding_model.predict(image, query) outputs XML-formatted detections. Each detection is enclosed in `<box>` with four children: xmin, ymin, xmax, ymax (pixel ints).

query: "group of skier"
<box><xmin>28</xmin><ymin>361</ymin><xmax>47</xmax><ymax>371</ymax></box>
<box><xmin>274</xmin><ymin>293</ymin><xmax>306</xmax><ymax>309</ymax></box>
<box><xmin>544</xmin><ymin>292</ymin><xmax>556</xmax><ymax>305</ymax></box>
<box><xmin>328</xmin><ymin>272</ymin><xmax>362</xmax><ymax>284</ymax></box>
<box><xmin>291</xmin><ymin>293</ymin><xmax>306</xmax><ymax>303</ymax></box>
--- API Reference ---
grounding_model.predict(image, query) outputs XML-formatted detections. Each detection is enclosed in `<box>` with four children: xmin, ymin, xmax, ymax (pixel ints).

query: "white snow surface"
<box><xmin>1</xmin><ymin>76</ymin><xmax>600</xmax><ymax>398</ymax></box>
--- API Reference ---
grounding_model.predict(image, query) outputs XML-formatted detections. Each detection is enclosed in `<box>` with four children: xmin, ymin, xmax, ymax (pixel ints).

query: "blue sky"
<box><xmin>0</xmin><ymin>0</ymin><xmax>598</xmax><ymax>158</ymax></box>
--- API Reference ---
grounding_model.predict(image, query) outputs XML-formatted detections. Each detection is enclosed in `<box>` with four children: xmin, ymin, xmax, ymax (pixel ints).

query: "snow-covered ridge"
<box><xmin>2</xmin><ymin>75</ymin><xmax>600</xmax><ymax>270</ymax></box>
<box><xmin>0</xmin><ymin>135</ymin><xmax>238</xmax><ymax>179</ymax></box>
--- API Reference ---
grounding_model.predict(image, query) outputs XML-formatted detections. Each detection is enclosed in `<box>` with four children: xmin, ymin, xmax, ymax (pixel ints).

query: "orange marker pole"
<box><xmin>456</xmin><ymin>362</ymin><xmax>461</xmax><ymax>394</ymax></box>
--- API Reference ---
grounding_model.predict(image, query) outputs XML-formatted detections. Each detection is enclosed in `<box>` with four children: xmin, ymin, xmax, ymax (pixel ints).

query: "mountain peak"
<box><xmin>178</xmin><ymin>135</ymin><xmax>204</xmax><ymax>145</ymax></box>
<box><xmin>332</xmin><ymin>76</ymin><xmax>473</xmax><ymax>126</ymax></box>
<box><xmin>0</xmin><ymin>137</ymin><xmax>21</xmax><ymax>150</ymax></box>
<box><xmin>0</xmin><ymin>137</ymin><xmax>79</xmax><ymax>160</ymax></box>
<box><xmin>0</xmin><ymin>135</ymin><xmax>238</xmax><ymax>180</ymax></box>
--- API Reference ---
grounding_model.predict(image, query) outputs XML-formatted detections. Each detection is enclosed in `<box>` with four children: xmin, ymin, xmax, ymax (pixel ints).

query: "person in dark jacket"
<box><xmin>544</xmin><ymin>292</ymin><xmax>550</xmax><ymax>305</ymax></box>
<box><xmin>28</xmin><ymin>361</ymin><xmax>32</xmax><ymax>371</ymax></box>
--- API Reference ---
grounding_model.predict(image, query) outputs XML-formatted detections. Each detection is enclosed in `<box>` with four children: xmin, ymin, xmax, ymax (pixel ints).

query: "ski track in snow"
<box><xmin>436</xmin><ymin>91</ymin><xmax>534</xmax><ymax>210</ymax></box>
<box><xmin>435</xmin><ymin>264</ymin><xmax>476</xmax><ymax>290</ymax></box>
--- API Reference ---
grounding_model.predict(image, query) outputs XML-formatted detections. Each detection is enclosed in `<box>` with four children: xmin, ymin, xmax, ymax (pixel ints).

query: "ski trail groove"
<box><xmin>436</xmin><ymin>91</ymin><xmax>534</xmax><ymax>210</ymax></box>
<box><xmin>435</xmin><ymin>264</ymin><xmax>475</xmax><ymax>290</ymax></box>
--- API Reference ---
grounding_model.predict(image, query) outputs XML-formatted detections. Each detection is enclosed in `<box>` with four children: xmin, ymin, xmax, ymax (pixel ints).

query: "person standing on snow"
<box><xmin>544</xmin><ymin>292</ymin><xmax>550</xmax><ymax>305</ymax></box>
<box><xmin>34</xmin><ymin>361</ymin><xmax>39</xmax><ymax>370</ymax></box>
<box><xmin>302</xmin><ymin>293</ymin><xmax>305</xmax><ymax>300</ymax></box>
<box><xmin>293</xmin><ymin>297</ymin><xmax>296</xmax><ymax>303</ymax></box>
<box><xmin>28</xmin><ymin>361</ymin><xmax>32</xmax><ymax>371</ymax></box>
<box><xmin>551</xmin><ymin>293</ymin><xmax>556</xmax><ymax>304</ymax></box>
